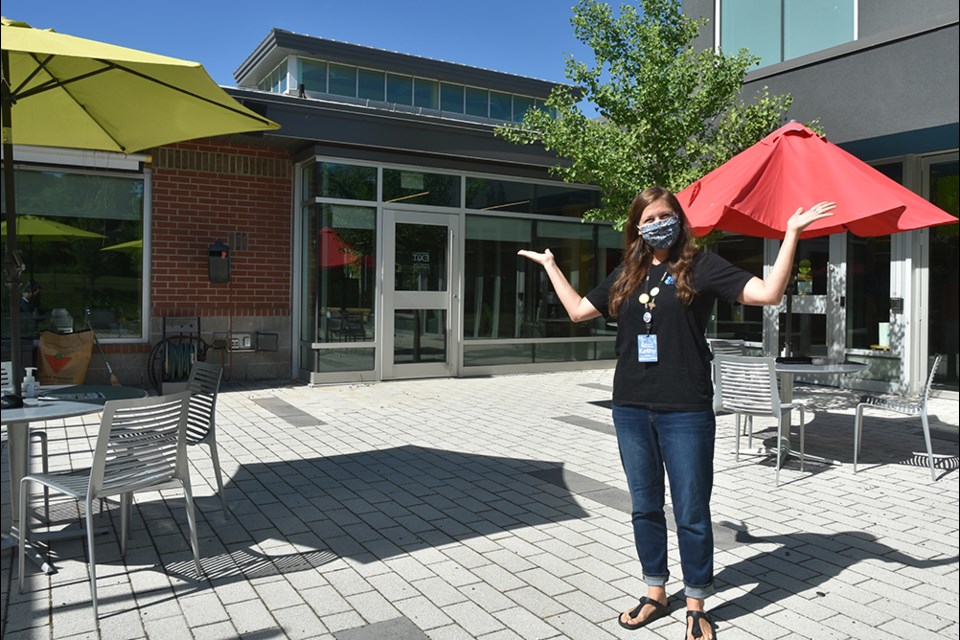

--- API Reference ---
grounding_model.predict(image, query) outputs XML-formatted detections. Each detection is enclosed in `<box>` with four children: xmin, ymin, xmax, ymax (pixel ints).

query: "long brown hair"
<box><xmin>608</xmin><ymin>186</ymin><xmax>698</xmax><ymax>317</ymax></box>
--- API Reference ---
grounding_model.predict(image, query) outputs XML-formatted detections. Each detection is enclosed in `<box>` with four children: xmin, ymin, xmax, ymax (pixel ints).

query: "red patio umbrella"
<box><xmin>677</xmin><ymin>122</ymin><xmax>957</xmax><ymax>239</ymax></box>
<box><xmin>318</xmin><ymin>227</ymin><xmax>359</xmax><ymax>269</ymax></box>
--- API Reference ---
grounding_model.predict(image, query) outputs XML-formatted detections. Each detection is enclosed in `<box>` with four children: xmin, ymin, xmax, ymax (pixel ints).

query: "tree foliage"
<box><xmin>497</xmin><ymin>0</ymin><xmax>793</xmax><ymax>227</ymax></box>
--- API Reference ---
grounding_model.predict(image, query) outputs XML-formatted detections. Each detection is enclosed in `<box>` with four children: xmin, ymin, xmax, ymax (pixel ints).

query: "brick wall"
<box><xmin>146</xmin><ymin>140</ymin><xmax>295</xmax><ymax>382</ymax></box>
<box><xmin>151</xmin><ymin>140</ymin><xmax>292</xmax><ymax>317</ymax></box>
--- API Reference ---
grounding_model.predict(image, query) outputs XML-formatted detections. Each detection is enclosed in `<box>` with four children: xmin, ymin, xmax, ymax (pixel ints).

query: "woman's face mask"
<box><xmin>638</xmin><ymin>215</ymin><xmax>681</xmax><ymax>250</ymax></box>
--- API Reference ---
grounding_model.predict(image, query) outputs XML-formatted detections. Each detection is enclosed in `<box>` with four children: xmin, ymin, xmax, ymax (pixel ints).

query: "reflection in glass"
<box><xmin>414</xmin><ymin>79</ymin><xmax>439</xmax><ymax>110</ymax></box>
<box><xmin>489</xmin><ymin>91</ymin><xmax>512</xmax><ymax>120</ymax></box>
<box><xmin>301</xmin><ymin>204</ymin><xmax>376</xmax><ymax>373</ymax></box>
<box><xmin>1</xmin><ymin>168</ymin><xmax>144</xmax><ymax>340</ymax></box>
<box><xmin>440</xmin><ymin>83</ymin><xmax>465</xmax><ymax>113</ymax></box>
<box><xmin>709</xmin><ymin>234</ymin><xmax>764</xmax><ymax>342</ymax></box>
<box><xmin>394</xmin><ymin>309</ymin><xmax>446</xmax><ymax>363</ymax></box>
<box><xmin>358</xmin><ymin>69</ymin><xmax>386</xmax><ymax>101</ymax></box>
<box><xmin>928</xmin><ymin>160</ymin><xmax>959</xmax><ymax>390</ymax></box>
<box><xmin>387</xmin><ymin>74</ymin><xmax>413</xmax><ymax>105</ymax></box>
<box><xmin>394</xmin><ymin>223</ymin><xmax>447</xmax><ymax>292</ymax></box>
<box><xmin>328</xmin><ymin>63</ymin><xmax>357</xmax><ymax>97</ymax></box>
<box><xmin>465</xmin><ymin>177</ymin><xmax>600</xmax><ymax>217</ymax></box>
<box><xmin>311</xmin><ymin>162</ymin><xmax>377</xmax><ymax>201</ymax></box>
<box><xmin>300</xmin><ymin>59</ymin><xmax>327</xmax><ymax>93</ymax></box>
<box><xmin>464</xmin><ymin>216</ymin><xmax>532</xmax><ymax>339</ymax></box>
<box><xmin>846</xmin><ymin>235</ymin><xmax>890</xmax><ymax>349</ymax></box>
<box><xmin>794</xmin><ymin>237</ymin><xmax>829</xmax><ymax>295</ymax></box>
<box><xmin>465</xmin><ymin>87</ymin><xmax>488</xmax><ymax>117</ymax></box>
<box><xmin>383</xmin><ymin>170</ymin><xmax>459</xmax><ymax>207</ymax></box>
<box><xmin>316</xmin><ymin>348</ymin><xmax>376</xmax><ymax>373</ymax></box>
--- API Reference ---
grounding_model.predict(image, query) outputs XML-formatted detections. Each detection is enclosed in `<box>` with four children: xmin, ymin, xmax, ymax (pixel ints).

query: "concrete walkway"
<box><xmin>2</xmin><ymin>369</ymin><xmax>958</xmax><ymax>639</ymax></box>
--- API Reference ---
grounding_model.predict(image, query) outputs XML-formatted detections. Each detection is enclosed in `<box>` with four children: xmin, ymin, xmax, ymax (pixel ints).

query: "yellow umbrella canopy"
<box><xmin>99</xmin><ymin>238</ymin><xmax>143</xmax><ymax>253</ymax></box>
<box><xmin>1</xmin><ymin>215</ymin><xmax>106</xmax><ymax>240</ymax></box>
<box><xmin>0</xmin><ymin>17</ymin><xmax>279</xmax><ymax>152</ymax></box>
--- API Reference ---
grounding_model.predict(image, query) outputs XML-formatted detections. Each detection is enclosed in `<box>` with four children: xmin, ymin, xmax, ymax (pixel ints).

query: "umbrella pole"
<box><xmin>2</xmin><ymin>48</ymin><xmax>24</xmax><ymax>395</ymax></box>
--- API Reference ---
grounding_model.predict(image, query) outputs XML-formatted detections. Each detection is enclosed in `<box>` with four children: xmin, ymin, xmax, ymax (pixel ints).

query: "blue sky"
<box><xmin>5</xmin><ymin>0</ymin><xmax>594</xmax><ymax>87</ymax></box>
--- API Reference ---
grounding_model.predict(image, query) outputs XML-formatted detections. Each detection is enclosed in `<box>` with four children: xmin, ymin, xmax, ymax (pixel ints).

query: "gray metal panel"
<box><xmin>229</xmin><ymin>90</ymin><xmax>566</xmax><ymax>171</ymax></box>
<box><xmin>742</xmin><ymin>23</ymin><xmax>958</xmax><ymax>146</ymax></box>
<box><xmin>860</xmin><ymin>0</ymin><xmax>957</xmax><ymax>38</ymax></box>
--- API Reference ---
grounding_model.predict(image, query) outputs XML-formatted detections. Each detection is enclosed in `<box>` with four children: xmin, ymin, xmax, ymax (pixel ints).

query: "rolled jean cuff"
<box><xmin>684</xmin><ymin>582</ymin><xmax>715</xmax><ymax>600</ymax></box>
<box><xmin>642</xmin><ymin>573</ymin><xmax>669</xmax><ymax>587</ymax></box>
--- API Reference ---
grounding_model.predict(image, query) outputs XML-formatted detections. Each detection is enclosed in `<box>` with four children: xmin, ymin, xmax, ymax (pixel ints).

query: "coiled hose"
<box><xmin>147</xmin><ymin>335</ymin><xmax>208</xmax><ymax>393</ymax></box>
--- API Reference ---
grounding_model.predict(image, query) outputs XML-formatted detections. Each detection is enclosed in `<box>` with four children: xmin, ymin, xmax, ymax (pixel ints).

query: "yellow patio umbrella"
<box><xmin>1</xmin><ymin>215</ymin><xmax>106</xmax><ymax>240</ymax></box>
<box><xmin>1</xmin><ymin>16</ymin><xmax>280</xmax><ymax>392</ymax></box>
<box><xmin>99</xmin><ymin>239</ymin><xmax>143</xmax><ymax>253</ymax></box>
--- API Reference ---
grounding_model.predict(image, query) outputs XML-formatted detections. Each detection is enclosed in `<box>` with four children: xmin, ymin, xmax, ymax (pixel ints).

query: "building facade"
<box><xmin>685</xmin><ymin>0</ymin><xmax>959</xmax><ymax>395</ymax></box>
<box><xmin>4</xmin><ymin>7</ymin><xmax>956</xmax><ymax>396</ymax></box>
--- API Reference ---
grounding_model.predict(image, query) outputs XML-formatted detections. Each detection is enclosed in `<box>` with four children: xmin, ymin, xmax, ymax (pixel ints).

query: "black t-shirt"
<box><xmin>585</xmin><ymin>252</ymin><xmax>754</xmax><ymax>411</ymax></box>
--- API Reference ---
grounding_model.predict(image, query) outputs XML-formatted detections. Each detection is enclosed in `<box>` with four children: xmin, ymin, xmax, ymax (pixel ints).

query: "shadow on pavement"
<box><xmin>711</xmin><ymin>521</ymin><xmax>960</xmax><ymax>625</ymax></box>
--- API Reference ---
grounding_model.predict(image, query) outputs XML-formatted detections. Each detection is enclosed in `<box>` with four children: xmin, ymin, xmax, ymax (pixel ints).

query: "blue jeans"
<box><xmin>612</xmin><ymin>404</ymin><xmax>716</xmax><ymax>599</ymax></box>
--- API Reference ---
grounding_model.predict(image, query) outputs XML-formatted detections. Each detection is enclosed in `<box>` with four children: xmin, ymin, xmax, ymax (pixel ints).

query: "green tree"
<box><xmin>498</xmin><ymin>0</ymin><xmax>793</xmax><ymax>227</ymax></box>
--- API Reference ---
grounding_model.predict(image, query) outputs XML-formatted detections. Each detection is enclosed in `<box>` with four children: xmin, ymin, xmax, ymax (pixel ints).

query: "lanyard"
<box><xmin>639</xmin><ymin>268</ymin><xmax>669</xmax><ymax>334</ymax></box>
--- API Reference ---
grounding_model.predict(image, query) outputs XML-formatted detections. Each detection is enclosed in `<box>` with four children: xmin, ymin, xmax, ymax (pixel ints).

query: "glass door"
<box><xmin>381</xmin><ymin>210</ymin><xmax>459</xmax><ymax>379</ymax></box>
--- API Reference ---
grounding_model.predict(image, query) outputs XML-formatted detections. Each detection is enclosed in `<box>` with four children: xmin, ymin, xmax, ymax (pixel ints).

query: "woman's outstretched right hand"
<box><xmin>517</xmin><ymin>248</ymin><xmax>555</xmax><ymax>267</ymax></box>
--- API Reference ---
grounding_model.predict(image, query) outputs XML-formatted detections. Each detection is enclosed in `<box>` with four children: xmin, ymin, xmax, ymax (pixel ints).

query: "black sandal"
<box><xmin>685</xmin><ymin>610</ymin><xmax>714</xmax><ymax>639</ymax></box>
<box><xmin>617</xmin><ymin>596</ymin><xmax>670</xmax><ymax>630</ymax></box>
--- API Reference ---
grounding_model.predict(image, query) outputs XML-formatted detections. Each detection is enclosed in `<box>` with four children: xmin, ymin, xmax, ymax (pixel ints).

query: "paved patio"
<box><xmin>2</xmin><ymin>369</ymin><xmax>958</xmax><ymax>639</ymax></box>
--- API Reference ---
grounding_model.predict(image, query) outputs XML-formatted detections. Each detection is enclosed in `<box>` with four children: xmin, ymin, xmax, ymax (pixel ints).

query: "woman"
<box><xmin>518</xmin><ymin>186</ymin><xmax>834</xmax><ymax>640</ymax></box>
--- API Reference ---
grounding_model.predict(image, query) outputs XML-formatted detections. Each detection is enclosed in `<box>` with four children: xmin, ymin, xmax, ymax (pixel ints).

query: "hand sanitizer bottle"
<box><xmin>23</xmin><ymin>367</ymin><xmax>39</xmax><ymax>399</ymax></box>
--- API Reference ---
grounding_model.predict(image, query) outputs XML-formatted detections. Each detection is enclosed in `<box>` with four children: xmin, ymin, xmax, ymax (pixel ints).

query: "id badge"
<box><xmin>637</xmin><ymin>334</ymin><xmax>658</xmax><ymax>362</ymax></box>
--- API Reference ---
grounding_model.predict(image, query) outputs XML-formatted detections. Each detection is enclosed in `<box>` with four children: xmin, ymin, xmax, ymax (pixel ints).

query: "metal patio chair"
<box><xmin>18</xmin><ymin>392</ymin><xmax>202</xmax><ymax>621</ymax></box>
<box><xmin>854</xmin><ymin>354</ymin><xmax>944</xmax><ymax>481</ymax></box>
<box><xmin>714</xmin><ymin>354</ymin><xmax>809</xmax><ymax>487</ymax></box>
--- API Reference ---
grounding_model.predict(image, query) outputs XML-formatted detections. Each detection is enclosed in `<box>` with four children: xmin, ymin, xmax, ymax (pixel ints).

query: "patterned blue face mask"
<box><xmin>638</xmin><ymin>215</ymin><xmax>681</xmax><ymax>249</ymax></box>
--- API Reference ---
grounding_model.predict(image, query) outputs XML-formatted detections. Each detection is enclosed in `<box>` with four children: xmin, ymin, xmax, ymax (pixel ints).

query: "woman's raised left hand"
<box><xmin>787</xmin><ymin>201</ymin><xmax>836</xmax><ymax>234</ymax></box>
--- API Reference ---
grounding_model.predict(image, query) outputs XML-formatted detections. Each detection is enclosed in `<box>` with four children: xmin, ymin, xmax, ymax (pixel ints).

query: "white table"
<box><xmin>2</xmin><ymin>385</ymin><xmax>148</xmax><ymax>574</ymax></box>
<box><xmin>773</xmin><ymin>361</ymin><xmax>867</xmax><ymax>466</ymax></box>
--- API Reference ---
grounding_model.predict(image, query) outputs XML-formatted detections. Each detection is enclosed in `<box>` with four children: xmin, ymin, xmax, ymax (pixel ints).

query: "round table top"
<box><xmin>1</xmin><ymin>385</ymin><xmax>148</xmax><ymax>425</ymax></box>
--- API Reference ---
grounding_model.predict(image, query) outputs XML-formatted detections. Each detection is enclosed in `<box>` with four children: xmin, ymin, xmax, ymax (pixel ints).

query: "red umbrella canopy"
<box><xmin>318</xmin><ymin>227</ymin><xmax>359</xmax><ymax>268</ymax></box>
<box><xmin>677</xmin><ymin>122</ymin><xmax>958</xmax><ymax>239</ymax></box>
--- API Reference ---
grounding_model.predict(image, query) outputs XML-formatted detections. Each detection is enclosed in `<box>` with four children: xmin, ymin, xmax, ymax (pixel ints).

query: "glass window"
<box><xmin>709</xmin><ymin>235</ymin><xmax>764</xmax><ymax>342</ymax></box>
<box><xmin>846</xmin><ymin>235</ymin><xmax>891</xmax><ymax>349</ymax></box>
<box><xmin>414</xmin><ymin>78</ymin><xmax>439</xmax><ymax>110</ymax></box>
<box><xmin>358</xmin><ymin>68</ymin><xmax>385</xmax><ymax>101</ymax></box>
<box><xmin>465</xmin><ymin>87</ymin><xmax>489</xmax><ymax>117</ymax></box>
<box><xmin>383</xmin><ymin>169</ymin><xmax>460</xmax><ymax>207</ymax></box>
<box><xmin>1</xmin><ymin>168</ymin><xmax>144</xmax><ymax>340</ymax></box>
<box><xmin>529</xmin><ymin>221</ymin><xmax>605</xmax><ymax>338</ymax></box>
<box><xmin>533</xmin><ymin>183</ymin><xmax>602</xmax><ymax>217</ymax></box>
<box><xmin>300</xmin><ymin>59</ymin><xmax>327</xmax><ymax>94</ymax></box>
<box><xmin>466</xmin><ymin>178</ymin><xmax>600</xmax><ymax>217</ymax></box>
<box><xmin>466</xmin><ymin>177</ymin><xmax>533</xmax><ymax>213</ymax></box>
<box><xmin>309</xmin><ymin>162</ymin><xmax>377</xmax><ymax>201</ymax></box>
<box><xmin>301</xmin><ymin>204</ymin><xmax>377</xmax><ymax>356</ymax></box>
<box><xmin>927</xmin><ymin>159</ymin><xmax>959</xmax><ymax>390</ymax></box>
<box><xmin>440</xmin><ymin>83</ymin><xmax>465</xmax><ymax>113</ymax></box>
<box><xmin>489</xmin><ymin>91</ymin><xmax>512</xmax><ymax>120</ymax></box>
<box><xmin>720</xmin><ymin>0</ymin><xmax>854</xmax><ymax>68</ymax></box>
<box><xmin>464</xmin><ymin>216</ymin><xmax>533</xmax><ymax>339</ymax></box>
<box><xmin>784</xmin><ymin>0</ymin><xmax>855</xmax><ymax>60</ymax></box>
<box><xmin>721</xmin><ymin>0</ymin><xmax>781</xmax><ymax>67</ymax></box>
<box><xmin>387</xmin><ymin>73</ymin><xmax>413</xmax><ymax>105</ymax></box>
<box><xmin>328</xmin><ymin>63</ymin><xmax>357</xmax><ymax>97</ymax></box>
<box><xmin>512</xmin><ymin>95</ymin><xmax>535</xmax><ymax>123</ymax></box>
